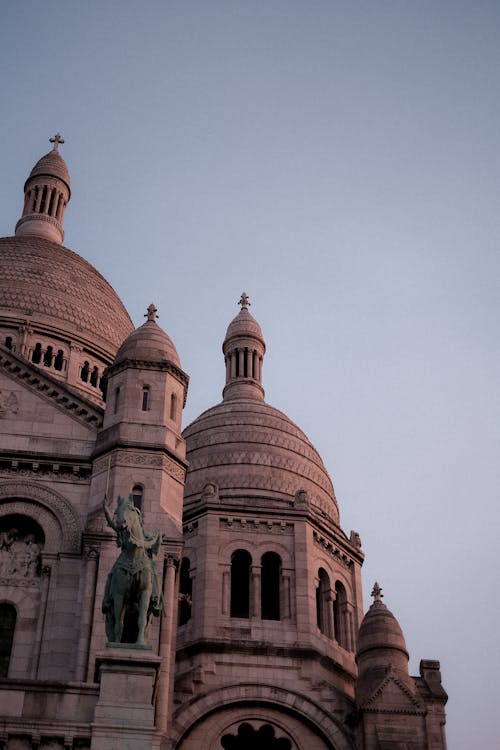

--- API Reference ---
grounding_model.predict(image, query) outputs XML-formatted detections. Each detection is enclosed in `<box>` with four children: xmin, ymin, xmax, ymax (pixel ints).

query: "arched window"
<box><xmin>90</xmin><ymin>366</ymin><xmax>99</xmax><ymax>387</ymax></box>
<box><xmin>4</xmin><ymin>336</ymin><xmax>13</xmax><ymax>350</ymax></box>
<box><xmin>230</xmin><ymin>549</ymin><xmax>251</xmax><ymax>618</ymax></box>
<box><xmin>142</xmin><ymin>386</ymin><xmax>150</xmax><ymax>411</ymax></box>
<box><xmin>54</xmin><ymin>349</ymin><xmax>64</xmax><ymax>371</ymax></box>
<box><xmin>0</xmin><ymin>603</ymin><xmax>16</xmax><ymax>678</ymax></box>
<box><xmin>131</xmin><ymin>484</ymin><xmax>143</xmax><ymax>510</ymax></box>
<box><xmin>178</xmin><ymin>557</ymin><xmax>192</xmax><ymax>626</ymax></box>
<box><xmin>99</xmin><ymin>373</ymin><xmax>108</xmax><ymax>400</ymax></box>
<box><xmin>333</xmin><ymin>580</ymin><xmax>350</xmax><ymax>650</ymax></box>
<box><xmin>170</xmin><ymin>393</ymin><xmax>177</xmax><ymax>421</ymax></box>
<box><xmin>261</xmin><ymin>552</ymin><xmax>281</xmax><ymax>620</ymax></box>
<box><xmin>221</xmin><ymin>723</ymin><xmax>292</xmax><ymax>750</ymax></box>
<box><xmin>31</xmin><ymin>342</ymin><xmax>42</xmax><ymax>364</ymax></box>
<box><xmin>43</xmin><ymin>345</ymin><xmax>53</xmax><ymax>367</ymax></box>
<box><xmin>114</xmin><ymin>386</ymin><xmax>121</xmax><ymax>414</ymax></box>
<box><xmin>80</xmin><ymin>361</ymin><xmax>90</xmax><ymax>383</ymax></box>
<box><xmin>316</xmin><ymin>568</ymin><xmax>331</xmax><ymax>636</ymax></box>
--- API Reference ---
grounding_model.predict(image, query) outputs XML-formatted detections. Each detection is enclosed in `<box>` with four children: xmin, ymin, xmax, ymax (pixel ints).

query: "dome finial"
<box><xmin>49</xmin><ymin>132</ymin><xmax>65</xmax><ymax>153</ymax></box>
<box><xmin>145</xmin><ymin>303</ymin><xmax>158</xmax><ymax>322</ymax></box>
<box><xmin>371</xmin><ymin>581</ymin><xmax>383</xmax><ymax>602</ymax></box>
<box><xmin>238</xmin><ymin>292</ymin><xmax>250</xmax><ymax>310</ymax></box>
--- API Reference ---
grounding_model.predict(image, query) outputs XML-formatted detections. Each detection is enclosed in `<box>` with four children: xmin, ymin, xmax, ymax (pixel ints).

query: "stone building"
<box><xmin>0</xmin><ymin>138</ymin><xmax>447</xmax><ymax>750</ymax></box>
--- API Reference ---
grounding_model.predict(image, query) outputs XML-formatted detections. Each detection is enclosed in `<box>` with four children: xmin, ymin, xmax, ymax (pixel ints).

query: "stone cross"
<box><xmin>49</xmin><ymin>133</ymin><xmax>65</xmax><ymax>152</ymax></box>
<box><xmin>145</xmin><ymin>303</ymin><xmax>158</xmax><ymax>322</ymax></box>
<box><xmin>238</xmin><ymin>292</ymin><xmax>250</xmax><ymax>310</ymax></box>
<box><xmin>371</xmin><ymin>581</ymin><xmax>383</xmax><ymax>601</ymax></box>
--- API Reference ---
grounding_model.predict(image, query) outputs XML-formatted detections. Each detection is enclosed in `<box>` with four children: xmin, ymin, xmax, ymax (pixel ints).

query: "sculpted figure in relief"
<box><xmin>102</xmin><ymin>494</ymin><xmax>162</xmax><ymax>645</ymax></box>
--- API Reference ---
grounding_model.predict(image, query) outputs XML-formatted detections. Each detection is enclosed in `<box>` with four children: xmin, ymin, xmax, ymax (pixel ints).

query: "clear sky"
<box><xmin>1</xmin><ymin>2</ymin><xmax>499</xmax><ymax>747</ymax></box>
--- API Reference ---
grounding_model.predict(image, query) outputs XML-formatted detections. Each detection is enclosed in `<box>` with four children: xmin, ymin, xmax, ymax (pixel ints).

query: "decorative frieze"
<box><xmin>313</xmin><ymin>530</ymin><xmax>353</xmax><ymax>569</ymax></box>
<box><xmin>220</xmin><ymin>517</ymin><xmax>293</xmax><ymax>534</ymax></box>
<box><xmin>93</xmin><ymin>450</ymin><xmax>185</xmax><ymax>482</ymax></box>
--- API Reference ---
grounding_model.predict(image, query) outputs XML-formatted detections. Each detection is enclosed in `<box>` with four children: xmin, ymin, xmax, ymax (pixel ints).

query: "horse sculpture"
<box><xmin>102</xmin><ymin>494</ymin><xmax>162</xmax><ymax>645</ymax></box>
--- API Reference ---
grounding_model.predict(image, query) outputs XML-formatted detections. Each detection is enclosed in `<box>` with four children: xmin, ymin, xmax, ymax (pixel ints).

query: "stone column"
<box><xmin>222</xmin><ymin>566</ymin><xmax>231</xmax><ymax>615</ymax></box>
<box><xmin>155</xmin><ymin>554</ymin><xmax>178</xmax><ymax>735</ymax></box>
<box><xmin>251</xmin><ymin>565</ymin><xmax>261</xmax><ymax>618</ymax></box>
<box><xmin>31</xmin><ymin>564</ymin><xmax>51</xmax><ymax>678</ymax></box>
<box><xmin>246</xmin><ymin>348</ymin><xmax>253</xmax><ymax>378</ymax></box>
<box><xmin>326</xmin><ymin>589</ymin><xmax>335</xmax><ymax>639</ymax></box>
<box><xmin>75</xmin><ymin>544</ymin><xmax>99</xmax><ymax>681</ymax></box>
<box><xmin>281</xmin><ymin>570</ymin><xmax>292</xmax><ymax>620</ymax></box>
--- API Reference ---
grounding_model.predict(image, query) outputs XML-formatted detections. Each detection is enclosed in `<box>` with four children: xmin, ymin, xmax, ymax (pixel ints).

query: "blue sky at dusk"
<box><xmin>1</xmin><ymin>3</ymin><xmax>499</xmax><ymax>747</ymax></box>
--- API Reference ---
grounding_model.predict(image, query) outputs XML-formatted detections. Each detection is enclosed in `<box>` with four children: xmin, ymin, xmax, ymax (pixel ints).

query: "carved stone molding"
<box><xmin>93</xmin><ymin>450</ymin><xmax>186</xmax><ymax>483</ymax></box>
<box><xmin>313</xmin><ymin>530</ymin><xmax>353</xmax><ymax>569</ymax></box>
<box><xmin>219</xmin><ymin>517</ymin><xmax>293</xmax><ymax>534</ymax></box>
<box><xmin>0</xmin><ymin>481</ymin><xmax>81</xmax><ymax>552</ymax></box>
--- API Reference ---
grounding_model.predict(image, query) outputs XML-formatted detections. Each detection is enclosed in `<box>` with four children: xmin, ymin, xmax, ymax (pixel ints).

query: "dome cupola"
<box><xmin>183</xmin><ymin>296</ymin><xmax>339</xmax><ymax>522</ymax></box>
<box><xmin>15</xmin><ymin>133</ymin><xmax>71</xmax><ymax>244</ymax></box>
<box><xmin>114</xmin><ymin>303</ymin><xmax>181</xmax><ymax>368</ymax></box>
<box><xmin>222</xmin><ymin>293</ymin><xmax>266</xmax><ymax>401</ymax></box>
<box><xmin>356</xmin><ymin>583</ymin><xmax>414</xmax><ymax>704</ymax></box>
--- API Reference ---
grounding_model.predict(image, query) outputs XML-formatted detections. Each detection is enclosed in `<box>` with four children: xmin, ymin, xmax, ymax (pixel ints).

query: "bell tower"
<box><xmin>15</xmin><ymin>133</ymin><xmax>71</xmax><ymax>244</ymax></box>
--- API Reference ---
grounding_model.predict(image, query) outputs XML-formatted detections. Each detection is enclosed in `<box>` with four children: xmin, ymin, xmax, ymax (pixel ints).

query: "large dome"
<box><xmin>184</xmin><ymin>296</ymin><xmax>339</xmax><ymax>521</ymax></box>
<box><xmin>0</xmin><ymin>235</ymin><xmax>133</xmax><ymax>356</ymax></box>
<box><xmin>183</xmin><ymin>396</ymin><xmax>339</xmax><ymax>522</ymax></box>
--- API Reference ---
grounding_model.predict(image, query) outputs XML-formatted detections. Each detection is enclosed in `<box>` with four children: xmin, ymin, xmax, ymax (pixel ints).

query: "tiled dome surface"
<box><xmin>183</xmin><ymin>397</ymin><xmax>339</xmax><ymax>521</ymax></box>
<box><xmin>357</xmin><ymin>599</ymin><xmax>408</xmax><ymax>660</ymax></box>
<box><xmin>115</xmin><ymin>319</ymin><xmax>181</xmax><ymax>367</ymax></box>
<box><xmin>0</xmin><ymin>236</ymin><xmax>133</xmax><ymax>354</ymax></box>
<box><xmin>224</xmin><ymin>307</ymin><xmax>264</xmax><ymax>343</ymax></box>
<box><xmin>28</xmin><ymin>149</ymin><xmax>70</xmax><ymax>188</ymax></box>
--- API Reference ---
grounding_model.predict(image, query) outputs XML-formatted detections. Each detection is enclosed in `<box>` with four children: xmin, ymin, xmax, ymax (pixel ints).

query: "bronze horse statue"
<box><xmin>102</xmin><ymin>495</ymin><xmax>161</xmax><ymax>645</ymax></box>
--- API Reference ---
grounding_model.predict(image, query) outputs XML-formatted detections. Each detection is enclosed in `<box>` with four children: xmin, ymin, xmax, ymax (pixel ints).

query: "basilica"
<box><xmin>0</xmin><ymin>138</ymin><xmax>447</xmax><ymax>750</ymax></box>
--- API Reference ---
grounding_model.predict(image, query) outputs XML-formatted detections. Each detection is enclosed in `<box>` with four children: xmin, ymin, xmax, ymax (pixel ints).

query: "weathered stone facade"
<box><xmin>0</xmin><ymin>139</ymin><xmax>447</xmax><ymax>750</ymax></box>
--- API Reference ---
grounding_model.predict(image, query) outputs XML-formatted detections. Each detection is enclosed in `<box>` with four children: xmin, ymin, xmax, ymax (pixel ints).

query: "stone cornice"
<box><xmin>105</xmin><ymin>358</ymin><xmax>189</xmax><ymax>404</ymax></box>
<box><xmin>0</xmin><ymin>344</ymin><xmax>103</xmax><ymax>428</ymax></box>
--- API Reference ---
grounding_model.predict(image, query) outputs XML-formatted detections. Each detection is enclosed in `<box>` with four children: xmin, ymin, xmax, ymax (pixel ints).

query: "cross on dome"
<box><xmin>371</xmin><ymin>582</ymin><xmax>383</xmax><ymax>602</ymax></box>
<box><xmin>145</xmin><ymin>303</ymin><xmax>158</xmax><ymax>322</ymax></box>
<box><xmin>238</xmin><ymin>292</ymin><xmax>250</xmax><ymax>310</ymax></box>
<box><xmin>49</xmin><ymin>133</ymin><xmax>65</xmax><ymax>152</ymax></box>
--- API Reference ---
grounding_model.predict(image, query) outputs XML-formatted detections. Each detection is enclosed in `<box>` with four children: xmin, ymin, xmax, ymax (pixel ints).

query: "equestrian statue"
<box><xmin>102</xmin><ymin>494</ymin><xmax>162</xmax><ymax>645</ymax></box>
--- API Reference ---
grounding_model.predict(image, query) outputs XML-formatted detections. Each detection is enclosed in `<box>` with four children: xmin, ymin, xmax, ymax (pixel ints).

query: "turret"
<box><xmin>15</xmin><ymin>133</ymin><xmax>71</xmax><ymax>244</ymax></box>
<box><xmin>222</xmin><ymin>292</ymin><xmax>266</xmax><ymax>401</ymax></box>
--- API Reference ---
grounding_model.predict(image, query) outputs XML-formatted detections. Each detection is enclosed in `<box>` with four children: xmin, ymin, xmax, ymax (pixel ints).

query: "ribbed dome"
<box><xmin>183</xmin><ymin>397</ymin><xmax>339</xmax><ymax>521</ymax></box>
<box><xmin>27</xmin><ymin>149</ymin><xmax>70</xmax><ymax>192</ymax></box>
<box><xmin>356</xmin><ymin>584</ymin><xmax>413</xmax><ymax>704</ymax></box>
<box><xmin>0</xmin><ymin>236</ymin><xmax>133</xmax><ymax>354</ymax></box>
<box><xmin>224</xmin><ymin>306</ymin><xmax>264</xmax><ymax>344</ymax></box>
<box><xmin>357</xmin><ymin>598</ymin><xmax>408</xmax><ymax>661</ymax></box>
<box><xmin>115</xmin><ymin>317</ymin><xmax>181</xmax><ymax>367</ymax></box>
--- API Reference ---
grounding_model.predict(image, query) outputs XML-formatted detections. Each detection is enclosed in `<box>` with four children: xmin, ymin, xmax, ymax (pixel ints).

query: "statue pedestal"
<box><xmin>91</xmin><ymin>645</ymin><xmax>162</xmax><ymax>750</ymax></box>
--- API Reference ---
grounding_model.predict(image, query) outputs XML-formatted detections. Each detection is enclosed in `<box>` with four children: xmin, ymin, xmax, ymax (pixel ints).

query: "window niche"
<box><xmin>230</xmin><ymin>549</ymin><xmax>251</xmax><ymax>618</ymax></box>
<box><xmin>142</xmin><ymin>386</ymin><xmax>150</xmax><ymax>412</ymax></box>
<box><xmin>261</xmin><ymin>551</ymin><xmax>281</xmax><ymax>621</ymax></box>
<box><xmin>0</xmin><ymin>603</ymin><xmax>16</xmax><ymax>678</ymax></box>
<box><xmin>131</xmin><ymin>484</ymin><xmax>144</xmax><ymax>511</ymax></box>
<box><xmin>178</xmin><ymin>557</ymin><xmax>192</xmax><ymax>626</ymax></box>
<box><xmin>316</xmin><ymin>567</ymin><xmax>331</xmax><ymax>636</ymax></box>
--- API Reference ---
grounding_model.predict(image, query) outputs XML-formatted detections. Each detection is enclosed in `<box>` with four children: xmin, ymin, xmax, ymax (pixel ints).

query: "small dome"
<box><xmin>356</xmin><ymin>583</ymin><xmax>414</xmax><ymax>704</ymax></box>
<box><xmin>224</xmin><ymin>306</ymin><xmax>264</xmax><ymax>345</ymax></box>
<box><xmin>356</xmin><ymin>583</ymin><xmax>409</xmax><ymax>672</ymax></box>
<box><xmin>114</xmin><ymin>307</ymin><xmax>181</xmax><ymax>367</ymax></box>
<box><xmin>27</xmin><ymin>148</ymin><xmax>70</xmax><ymax>193</ymax></box>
